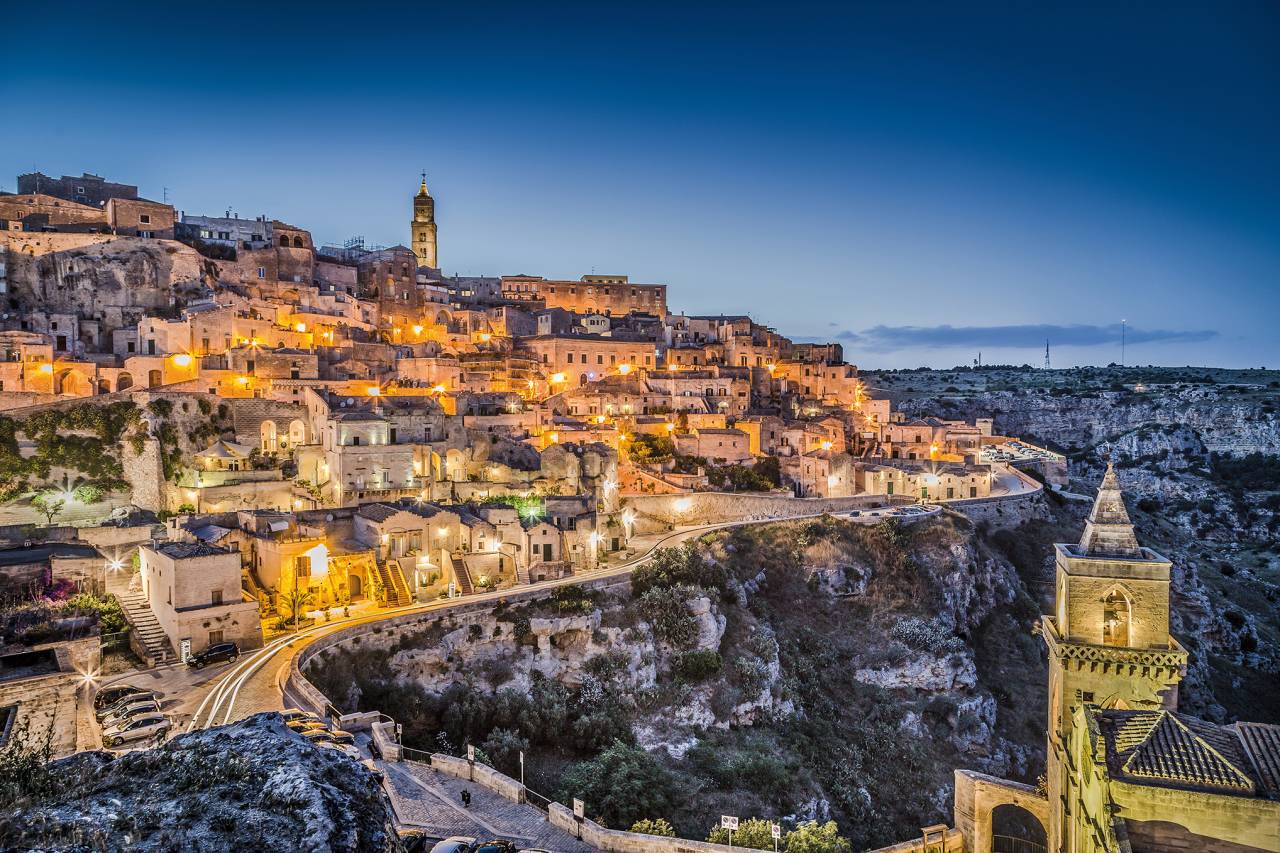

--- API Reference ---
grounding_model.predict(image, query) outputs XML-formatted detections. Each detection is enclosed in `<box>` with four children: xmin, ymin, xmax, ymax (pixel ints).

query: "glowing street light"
<box><xmin>38</xmin><ymin>363</ymin><xmax>54</xmax><ymax>375</ymax></box>
<box><xmin>412</xmin><ymin>325</ymin><xmax>424</xmax><ymax>335</ymax></box>
<box><xmin>295</xmin><ymin>322</ymin><xmax>307</xmax><ymax>333</ymax></box>
<box><xmin>172</xmin><ymin>353</ymin><xmax>194</xmax><ymax>368</ymax></box>
<box><xmin>479</xmin><ymin>332</ymin><xmax>492</xmax><ymax>342</ymax></box>
<box><xmin>366</xmin><ymin>386</ymin><xmax>381</xmax><ymax>396</ymax></box>
<box><xmin>432</xmin><ymin>384</ymin><xmax>447</xmax><ymax>394</ymax></box>
<box><xmin>617</xmin><ymin>363</ymin><xmax>632</xmax><ymax>375</ymax></box>
<box><xmin>820</xmin><ymin>440</ymin><xmax>833</xmax><ymax>451</ymax></box>
<box><xmin>235</xmin><ymin>375</ymin><xmax>250</xmax><ymax>386</ymax></box>
<box><xmin>550</xmin><ymin>373</ymin><xmax>566</xmax><ymax>384</ymax></box>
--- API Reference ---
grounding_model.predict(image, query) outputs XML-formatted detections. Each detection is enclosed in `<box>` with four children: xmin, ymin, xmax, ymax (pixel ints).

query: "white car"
<box><xmin>102</xmin><ymin>713</ymin><xmax>170</xmax><ymax>748</ymax></box>
<box><xmin>317</xmin><ymin>740</ymin><xmax>362</xmax><ymax>760</ymax></box>
<box><xmin>100</xmin><ymin>699</ymin><xmax>161</xmax><ymax>730</ymax></box>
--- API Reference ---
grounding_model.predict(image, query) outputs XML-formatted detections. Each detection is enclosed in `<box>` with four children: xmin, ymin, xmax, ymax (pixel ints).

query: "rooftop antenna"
<box><xmin>1121</xmin><ymin>319</ymin><xmax>1127</xmax><ymax>367</ymax></box>
<box><xmin>163</xmin><ymin>186</ymin><xmax>169</xmax><ymax>204</ymax></box>
<box><xmin>1044</xmin><ymin>339</ymin><xmax>1051</xmax><ymax>370</ymax></box>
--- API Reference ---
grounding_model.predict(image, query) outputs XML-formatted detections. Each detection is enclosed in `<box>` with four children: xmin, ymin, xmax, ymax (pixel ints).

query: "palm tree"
<box><xmin>282</xmin><ymin>586</ymin><xmax>314</xmax><ymax>631</ymax></box>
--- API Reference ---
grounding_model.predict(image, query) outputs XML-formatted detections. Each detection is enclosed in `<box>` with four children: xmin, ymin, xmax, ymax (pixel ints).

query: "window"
<box><xmin>75</xmin><ymin>186</ymin><xmax>85</xmax><ymax>194</ymax></box>
<box><xmin>211</xmin><ymin>589</ymin><xmax>223</xmax><ymax>606</ymax></box>
<box><xmin>208</xmin><ymin>630</ymin><xmax>224</xmax><ymax>646</ymax></box>
<box><xmin>140</xmin><ymin>214</ymin><xmax>151</xmax><ymax>224</ymax></box>
<box><xmin>257</xmin><ymin>267</ymin><xmax>266</xmax><ymax>279</ymax></box>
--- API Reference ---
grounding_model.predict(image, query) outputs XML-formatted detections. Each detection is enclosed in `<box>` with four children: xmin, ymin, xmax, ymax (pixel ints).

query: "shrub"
<box><xmin>637</xmin><ymin>586</ymin><xmax>699</xmax><ymax>649</ymax></box>
<box><xmin>786</xmin><ymin>820</ymin><xmax>852</xmax><ymax>853</ymax></box>
<box><xmin>631</xmin><ymin>544</ymin><xmax>727</xmax><ymax>596</ymax></box>
<box><xmin>630</xmin><ymin>818</ymin><xmax>676</xmax><ymax>837</ymax></box>
<box><xmin>559</xmin><ymin>741</ymin><xmax>678</xmax><ymax>829</ymax></box>
<box><xmin>674</xmin><ymin>649</ymin><xmax>722</xmax><ymax>681</ymax></box>
<box><xmin>889</xmin><ymin>617</ymin><xmax>965</xmax><ymax>656</ymax></box>
<box><xmin>707</xmin><ymin>817</ymin><xmax>775</xmax><ymax>850</ymax></box>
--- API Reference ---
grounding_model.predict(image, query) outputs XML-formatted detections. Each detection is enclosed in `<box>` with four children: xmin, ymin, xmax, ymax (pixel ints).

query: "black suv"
<box><xmin>187</xmin><ymin>642</ymin><xmax>240</xmax><ymax>669</ymax></box>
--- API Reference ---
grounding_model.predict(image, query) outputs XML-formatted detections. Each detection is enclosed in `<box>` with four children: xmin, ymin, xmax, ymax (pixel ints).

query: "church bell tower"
<box><xmin>1041</xmin><ymin>463</ymin><xmax>1187</xmax><ymax>852</ymax></box>
<box><xmin>412</xmin><ymin>173</ymin><xmax>438</xmax><ymax>270</ymax></box>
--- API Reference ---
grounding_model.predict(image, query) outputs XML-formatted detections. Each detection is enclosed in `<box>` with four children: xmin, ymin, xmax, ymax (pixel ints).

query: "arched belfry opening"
<box><xmin>1102</xmin><ymin>589</ymin><xmax>1131</xmax><ymax>647</ymax></box>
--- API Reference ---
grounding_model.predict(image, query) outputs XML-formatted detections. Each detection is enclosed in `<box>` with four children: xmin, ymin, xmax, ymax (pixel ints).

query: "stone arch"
<box><xmin>147</xmin><ymin>369</ymin><xmax>162</xmax><ymax>388</ymax></box>
<box><xmin>292</xmin><ymin>236</ymin><xmax>304</xmax><ymax>248</ymax></box>
<box><xmin>347</xmin><ymin>573</ymin><xmax>363</xmax><ymax>599</ymax></box>
<box><xmin>1102</xmin><ymin>586</ymin><xmax>1132</xmax><ymax>647</ymax></box>
<box><xmin>430</xmin><ymin>450</ymin><xmax>443</xmax><ymax>482</ymax></box>
<box><xmin>288</xmin><ymin>419</ymin><xmax>306</xmax><ymax>447</ymax></box>
<box><xmin>53</xmin><ymin>369</ymin><xmax>75</xmax><ymax>396</ymax></box>
<box><xmin>990</xmin><ymin>803</ymin><xmax>1047</xmax><ymax>853</ymax></box>
<box><xmin>116</xmin><ymin>372</ymin><xmax>133</xmax><ymax>391</ymax></box>
<box><xmin>260</xmin><ymin>420</ymin><xmax>278</xmax><ymax>453</ymax></box>
<box><xmin>434</xmin><ymin>309</ymin><xmax>450</xmax><ymax>326</ymax></box>
<box><xmin>279</xmin><ymin>234</ymin><xmax>289</xmax><ymax>247</ymax></box>
<box><xmin>954</xmin><ymin>771</ymin><xmax>1049</xmax><ymax>853</ymax></box>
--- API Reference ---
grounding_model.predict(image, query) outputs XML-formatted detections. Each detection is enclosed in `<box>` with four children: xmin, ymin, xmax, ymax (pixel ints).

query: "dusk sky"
<box><xmin>5</xmin><ymin>2</ymin><xmax>1277</xmax><ymax>369</ymax></box>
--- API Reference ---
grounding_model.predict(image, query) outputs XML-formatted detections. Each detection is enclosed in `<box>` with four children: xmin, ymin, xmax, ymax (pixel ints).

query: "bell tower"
<box><xmin>1041</xmin><ymin>463</ymin><xmax>1187</xmax><ymax>851</ymax></box>
<box><xmin>412</xmin><ymin>173</ymin><xmax>438</xmax><ymax>270</ymax></box>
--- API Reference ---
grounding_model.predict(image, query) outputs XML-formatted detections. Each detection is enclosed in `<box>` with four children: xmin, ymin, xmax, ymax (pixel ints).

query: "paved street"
<box><xmin>383</xmin><ymin>760</ymin><xmax>594</xmax><ymax>852</ymax></box>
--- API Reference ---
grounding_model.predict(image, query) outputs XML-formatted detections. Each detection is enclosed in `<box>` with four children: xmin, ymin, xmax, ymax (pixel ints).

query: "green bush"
<box><xmin>630</xmin><ymin>818</ymin><xmax>676</xmax><ymax>837</ymax></box>
<box><xmin>675</xmin><ymin>650</ymin><xmax>722</xmax><ymax>681</ymax></box>
<box><xmin>707</xmin><ymin>817</ymin><xmax>775</xmax><ymax>850</ymax></box>
<box><xmin>559</xmin><ymin>741</ymin><xmax>678</xmax><ymax>830</ymax></box>
<box><xmin>637</xmin><ymin>586</ymin><xmax>699</xmax><ymax>649</ymax></box>
<box><xmin>785</xmin><ymin>820</ymin><xmax>852</xmax><ymax>853</ymax></box>
<box><xmin>631</xmin><ymin>544</ymin><xmax>728</xmax><ymax>596</ymax></box>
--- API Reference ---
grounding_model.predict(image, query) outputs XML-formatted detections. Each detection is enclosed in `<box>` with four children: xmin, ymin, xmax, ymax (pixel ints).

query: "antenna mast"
<box><xmin>1121</xmin><ymin>319</ymin><xmax>1127</xmax><ymax>367</ymax></box>
<box><xmin>1044</xmin><ymin>339</ymin><xmax>1050</xmax><ymax>370</ymax></box>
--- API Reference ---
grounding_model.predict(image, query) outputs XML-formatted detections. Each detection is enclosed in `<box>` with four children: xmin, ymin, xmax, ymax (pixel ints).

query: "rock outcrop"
<box><xmin>0</xmin><ymin>713</ymin><xmax>402</xmax><ymax>853</ymax></box>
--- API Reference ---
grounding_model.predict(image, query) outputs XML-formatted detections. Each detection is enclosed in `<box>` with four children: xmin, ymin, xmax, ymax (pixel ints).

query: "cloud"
<box><xmin>841</xmin><ymin>323</ymin><xmax>1218</xmax><ymax>352</ymax></box>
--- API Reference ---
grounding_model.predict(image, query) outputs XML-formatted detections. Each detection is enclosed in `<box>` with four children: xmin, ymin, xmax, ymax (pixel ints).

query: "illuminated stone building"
<box><xmin>411</xmin><ymin>175</ymin><xmax>438</xmax><ymax>270</ymax></box>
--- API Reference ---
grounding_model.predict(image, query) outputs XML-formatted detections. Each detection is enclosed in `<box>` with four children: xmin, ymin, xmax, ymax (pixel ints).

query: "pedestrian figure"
<box><xmin>461</xmin><ymin>789</ymin><xmax>472</xmax><ymax>808</ymax></box>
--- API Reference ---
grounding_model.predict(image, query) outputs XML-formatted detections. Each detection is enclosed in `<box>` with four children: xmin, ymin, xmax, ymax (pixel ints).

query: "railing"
<box><xmin>524</xmin><ymin>788</ymin><xmax>553</xmax><ymax>813</ymax></box>
<box><xmin>400</xmin><ymin>746</ymin><xmax>434</xmax><ymax>764</ymax></box>
<box><xmin>100</xmin><ymin>630</ymin><xmax>131</xmax><ymax>654</ymax></box>
<box><xmin>992</xmin><ymin>836</ymin><xmax>1046</xmax><ymax>853</ymax></box>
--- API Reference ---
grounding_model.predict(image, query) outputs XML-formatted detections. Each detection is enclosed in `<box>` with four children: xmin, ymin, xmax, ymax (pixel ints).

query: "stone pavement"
<box><xmin>381</xmin><ymin>759</ymin><xmax>595</xmax><ymax>853</ymax></box>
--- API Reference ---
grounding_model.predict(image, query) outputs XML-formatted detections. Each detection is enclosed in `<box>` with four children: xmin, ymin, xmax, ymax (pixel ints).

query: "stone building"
<box><xmin>411</xmin><ymin>175</ymin><xmax>438</xmax><ymax>270</ymax></box>
<box><xmin>17</xmin><ymin>171</ymin><xmax>137</xmax><ymax>206</ymax></box>
<box><xmin>502</xmin><ymin>274</ymin><xmax>668</xmax><ymax>318</ymax></box>
<box><xmin>137</xmin><ymin>540</ymin><xmax>262</xmax><ymax>658</ymax></box>
<box><xmin>945</xmin><ymin>466</ymin><xmax>1280</xmax><ymax>853</ymax></box>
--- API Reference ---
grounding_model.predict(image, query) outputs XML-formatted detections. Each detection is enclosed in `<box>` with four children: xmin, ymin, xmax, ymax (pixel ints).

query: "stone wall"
<box><xmin>624</xmin><ymin>491</ymin><xmax>902</xmax><ymax>530</ymax></box>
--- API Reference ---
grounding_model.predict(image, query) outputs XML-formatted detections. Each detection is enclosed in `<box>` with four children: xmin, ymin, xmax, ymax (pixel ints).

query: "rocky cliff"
<box><xmin>308</xmin><ymin>515</ymin><xmax>1047</xmax><ymax>850</ymax></box>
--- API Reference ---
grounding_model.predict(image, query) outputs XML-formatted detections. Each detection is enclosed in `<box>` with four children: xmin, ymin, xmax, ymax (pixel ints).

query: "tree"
<box><xmin>282</xmin><ymin>586</ymin><xmax>315</xmax><ymax>630</ymax></box>
<box><xmin>30</xmin><ymin>492</ymin><xmax>65</xmax><ymax>526</ymax></box>
<box><xmin>784</xmin><ymin>821</ymin><xmax>851</xmax><ymax>853</ymax></box>
<box><xmin>480</xmin><ymin>727</ymin><xmax>528</xmax><ymax>776</ymax></box>
<box><xmin>630</xmin><ymin>818</ymin><xmax>676</xmax><ymax>837</ymax></box>
<box><xmin>707</xmin><ymin>817</ymin><xmax>775</xmax><ymax>850</ymax></box>
<box><xmin>558</xmin><ymin>740</ymin><xmax>677</xmax><ymax>829</ymax></box>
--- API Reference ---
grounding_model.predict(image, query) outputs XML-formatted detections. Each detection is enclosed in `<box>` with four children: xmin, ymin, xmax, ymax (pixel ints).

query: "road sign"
<box><xmin>467</xmin><ymin>744</ymin><xmax>475</xmax><ymax>761</ymax></box>
<box><xmin>573</xmin><ymin>798</ymin><xmax>585</xmax><ymax>819</ymax></box>
<box><xmin>771</xmin><ymin>824</ymin><xmax>781</xmax><ymax>840</ymax></box>
<box><xmin>179</xmin><ymin>639</ymin><xmax>191</xmax><ymax>663</ymax></box>
<box><xmin>721</xmin><ymin>816</ymin><xmax>739</xmax><ymax>830</ymax></box>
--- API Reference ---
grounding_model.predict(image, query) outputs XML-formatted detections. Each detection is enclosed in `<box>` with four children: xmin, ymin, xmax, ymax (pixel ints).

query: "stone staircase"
<box><xmin>376</xmin><ymin>561</ymin><xmax>412</xmax><ymax>607</ymax></box>
<box><xmin>452</xmin><ymin>560</ymin><xmax>474</xmax><ymax>596</ymax></box>
<box><xmin>114</xmin><ymin>591</ymin><xmax>177</xmax><ymax>667</ymax></box>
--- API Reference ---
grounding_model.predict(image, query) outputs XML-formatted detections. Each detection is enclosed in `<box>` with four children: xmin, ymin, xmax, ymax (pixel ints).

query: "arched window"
<box><xmin>293</xmin><ymin>236</ymin><xmax>304</xmax><ymax>248</ymax></box>
<box><xmin>1102</xmin><ymin>590</ymin><xmax>1131</xmax><ymax>647</ymax></box>
<box><xmin>279</xmin><ymin>235</ymin><xmax>289</xmax><ymax>247</ymax></box>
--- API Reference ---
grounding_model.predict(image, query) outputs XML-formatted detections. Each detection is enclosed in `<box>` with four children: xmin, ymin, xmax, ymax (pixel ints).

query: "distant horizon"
<box><xmin>5</xmin><ymin>2</ymin><xmax>1277</xmax><ymax>369</ymax></box>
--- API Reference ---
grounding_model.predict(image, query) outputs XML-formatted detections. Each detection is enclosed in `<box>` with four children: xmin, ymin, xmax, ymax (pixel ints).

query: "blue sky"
<box><xmin>4</xmin><ymin>2</ymin><xmax>1278</xmax><ymax>368</ymax></box>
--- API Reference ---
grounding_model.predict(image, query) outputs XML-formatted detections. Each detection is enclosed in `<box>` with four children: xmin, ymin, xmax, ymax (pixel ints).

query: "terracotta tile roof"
<box><xmin>1235</xmin><ymin>722</ymin><xmax>1280</xmax><ymax>798</ymax></box>
<box><xmin>1101</xmin><ymin>710</ymin><xmax>1256</xmax><ymax>795</ymax></box>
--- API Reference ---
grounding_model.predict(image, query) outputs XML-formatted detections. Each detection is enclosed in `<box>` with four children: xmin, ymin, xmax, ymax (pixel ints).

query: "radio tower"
<box><xmin>1044</xmin><ymin>339</ymin><xmax>1051</xmax><ymax>370</ymax></box>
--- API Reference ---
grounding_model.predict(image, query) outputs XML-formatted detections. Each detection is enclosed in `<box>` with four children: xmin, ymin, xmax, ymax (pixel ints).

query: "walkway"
<box><xmin>382</xmin><ymin>760</ymin><xmax>593</xmax><ymax>852</ymax></box>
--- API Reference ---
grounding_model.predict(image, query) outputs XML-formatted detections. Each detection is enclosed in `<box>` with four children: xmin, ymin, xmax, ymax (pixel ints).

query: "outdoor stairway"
<box><xmin>114</xmin><ymin>591</ymin><xmax>177</xmax><ymax>667</ymax></box>
<box><xmin>452</xmin><ymin>560</ymin><xmax>474</xmax><ymax>596</ymax></box>
<box><xmin>387</xmin><ymin>560</ymin><xmax>413</xmax><ymax>606</ymax></box>
<box><xmin>376</xmin><ymin>561</ymin><xmax>411</xmax><ymax>607</ymax></box>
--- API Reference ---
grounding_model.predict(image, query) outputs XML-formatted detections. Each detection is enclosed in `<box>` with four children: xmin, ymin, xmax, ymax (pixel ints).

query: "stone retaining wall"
<box><xmin>625</xmin><ymin>492</ymin><xmax>902</xmax><ymax>529</ymax></box>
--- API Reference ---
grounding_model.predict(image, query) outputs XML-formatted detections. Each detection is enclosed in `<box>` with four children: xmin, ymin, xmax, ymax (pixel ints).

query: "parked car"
<box><xmin>186</xmin><ymin>642</ymin><xmax>240</xmax><ymax>669</ymax></box>
<box><xmin>472</xmin><ymin>840</ymin><xmax>519</xmax><ymax>853</ymax></box>
<box><xmin>427</xmin><ymin>837</ymin><xmax>476</xmax><ymax>853</ymax></box>
<box><xmin>280</xmin><ymin>708</ymin><xmax>322</xmax><ymax>724</ymax></box>
<box><xmin>102</xmin><ymin>713</ymin><xmax>170</xmax><ymax>748</ymax></box>
<box><xmin>286</xmin><ymin>718</ymin><xmax>328</xmax><ymax>733</ymax></box>
<box><xmin>398</xmin><ymin>830</ymin><xmax>432</xmax><ymax>853</ymax></box>
<box><xmin>94</xmin><ymin>685</ymin><xmax>153</xmax><ymax>713</ymax></box>
<box><xmin>99</xmin><ymin>699</ymin><xmax>161</xmax><ymax>730</ymax></box>
<box><xmin>96</xmin><ymin>690</ymin><xmax>161</xmax><ymax>721</ymax></box>
<box><xmin>317</xmin><ymin>740</ymin><xmax>361</xmax><ymax>760</ymax></box>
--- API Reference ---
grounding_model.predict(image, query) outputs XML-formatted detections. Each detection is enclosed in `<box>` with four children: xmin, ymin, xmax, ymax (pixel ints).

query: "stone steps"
<box><xmin>114</xmin><ymin>592</ymin><xmax>177</xmax><ymax>666</ymax></box>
